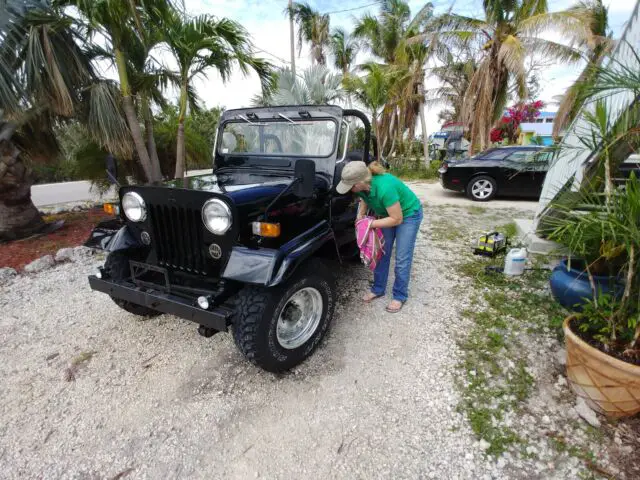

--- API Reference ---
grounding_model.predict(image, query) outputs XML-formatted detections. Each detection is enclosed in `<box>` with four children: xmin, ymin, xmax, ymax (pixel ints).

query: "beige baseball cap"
<box><xmin>336</xmin><ymin>161</ymin><xmax>371</xmax><ymax>194</ymax></box>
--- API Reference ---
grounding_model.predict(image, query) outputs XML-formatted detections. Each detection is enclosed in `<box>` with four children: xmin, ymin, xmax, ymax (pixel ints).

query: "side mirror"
<box><xmin>293</xmin><ymin>159</ymin><xmax>315</xmax><ymax>198</ymax></box>
<box><xmin>105</xmin><ymin>154</ymin><xmax>118</xmax><ymax>185</ymax></box>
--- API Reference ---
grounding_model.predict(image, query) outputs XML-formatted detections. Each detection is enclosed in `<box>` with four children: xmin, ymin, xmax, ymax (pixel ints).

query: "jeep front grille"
<box><xmin>148</xmin><ymin>204</ymin><xmax>208</xmax><ymax>274</ymax></box>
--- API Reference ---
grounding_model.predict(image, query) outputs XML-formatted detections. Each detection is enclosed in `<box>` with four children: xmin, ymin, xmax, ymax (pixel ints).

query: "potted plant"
<box><xmin>540</xmin><ymin>51</ymin><xmax>640</xmax><ymax>416</ymax></box>
<box><xmin>549</xmin><ymin>175</ymin><xmax>640</xmax><ymax>416</ymax></box>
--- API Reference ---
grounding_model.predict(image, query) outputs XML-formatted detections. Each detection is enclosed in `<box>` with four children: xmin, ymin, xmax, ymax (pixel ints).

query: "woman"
<box><xmin>336</xmin><ymin>161</ymin><xmax>423</xmax><ymax>313</ymax></box>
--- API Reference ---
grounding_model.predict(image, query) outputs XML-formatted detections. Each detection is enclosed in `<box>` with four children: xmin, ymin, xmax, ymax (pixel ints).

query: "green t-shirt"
<box><xmin>357</xmin><ymin>173</ymin><xmax>421</xmax><ymax>217</ymax></box>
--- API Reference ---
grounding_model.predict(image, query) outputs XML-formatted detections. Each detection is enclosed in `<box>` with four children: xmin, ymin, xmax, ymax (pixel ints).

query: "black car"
<box><xmin>439</xmin><ymin>146</ymin><xmax>550</xmax><ymax>201</ymax></box>
<box><xmin>86</xmin><ymin>105</ymin><xmax>370</xmax><ymax>372</ymax></box>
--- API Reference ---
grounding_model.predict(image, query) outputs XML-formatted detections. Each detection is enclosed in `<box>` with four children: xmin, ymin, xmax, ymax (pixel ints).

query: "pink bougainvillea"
<box><xmin>490</xmin><ymin>100</ymin><xmax>544</xmax><ymax>145</ymax></box>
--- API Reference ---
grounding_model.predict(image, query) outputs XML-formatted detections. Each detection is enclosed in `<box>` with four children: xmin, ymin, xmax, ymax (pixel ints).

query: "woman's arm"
<box><xmin>371</xmin><ymin>202</ymin><xmax>403</xmax><ymax>228</ymax></box>
<box><xmin>356</xmin><ymin>199</ymin><xmax>368</xmax><ymax>221</ymax></box>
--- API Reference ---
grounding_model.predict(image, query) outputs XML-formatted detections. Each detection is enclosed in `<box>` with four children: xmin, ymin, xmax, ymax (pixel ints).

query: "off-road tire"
<box><xmin>232</xmin><ymin>259</ymin><xmax>335</xmax><ymax>372</ymax></box>
<box><xmin>103</xmin><ymin>251</ymin><xmax>160</xmax><ymax>317</ymax></box>
<box><xmin>466</xmin><ymin>175</ymin><xmax>497</xmax><ymax>202</ymax></box>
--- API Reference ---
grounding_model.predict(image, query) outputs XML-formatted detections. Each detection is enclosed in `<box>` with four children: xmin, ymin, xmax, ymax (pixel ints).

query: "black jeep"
<box><xmin>87</xmin><ymin>105</ymin><xmax>372</xmax><ymax>372</ymax></box>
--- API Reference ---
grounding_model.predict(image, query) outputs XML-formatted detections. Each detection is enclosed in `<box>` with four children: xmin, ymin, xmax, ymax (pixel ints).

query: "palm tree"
<box><xmin>125</xmin><ymin>24</ymin><xmax>176</xmax><ymax>180</ymax></box>
<box><xmin>329</xmin><ymin>28</ymin><xmax>359</xmax><ymax>76</ymax></box>
<box><xmin>353</xmin><ymin>0</ymin><xmax>413</xmax><ymax>63</ymax></box>
<box><xmin>287</xmin><ymin>2</ymin><xmax>330</xmax><ymax>65</ymax></box>
<box><xmin>552</xmin><ymin>0</ymin><xmax>614</xmax><ymax>138</ymax></box>
<box><xmin>164</xmin><ymin>11</ymin><xmax>273</xmax><ymax>179</ymax></box>
<box><xmin>255</xmin><ymin>65</ymin><xmax>344</xmax><ymax>106</ymax></box>
<box><xmin>426</xmin><ymin>53</ymin><xmax>478</xmax><ymax>124</ymax></box>
<box><xmin>353</xmin><ymin>1</ymin><xmax>437</xmax><ymax>161</ymax></box>
<box><xmin>1</xmin><ymin>0</ymin><xmax>130</xmax><ymax>240</ymax></box>
<box><xmin>344</xmin><ymin>64</ymin><xmax>393</xmax><ymax>160</ymax></box>
<box><xmin>416</xmin><ymin>0</ymin><xmax>590</xmax><ymax>153</ymax></box>
<box><xmin>63</xmin><ymin>0</ymin><xmax>172</xmax><ymax>183</ymax></box>
<box><xmin>329</xmin><ymin>28</ymin><xmax>359</xmax><ymax>109</ymax></box>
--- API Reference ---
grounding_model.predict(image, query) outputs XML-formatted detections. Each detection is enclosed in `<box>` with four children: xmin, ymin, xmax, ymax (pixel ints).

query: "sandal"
<box><xmin>363</xmin><ymin>292</ymin><xmax>383</xmax><ymax>303</ymax></box>
<box><xmin>385</xmin><ymin>301</ymin><xmax>404</xmax><ymax>313</ymax></box>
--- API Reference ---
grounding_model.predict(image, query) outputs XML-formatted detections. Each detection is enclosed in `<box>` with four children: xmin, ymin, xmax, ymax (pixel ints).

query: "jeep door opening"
<box><xmin>87</xmin><ymin>105</ymin><xmax>372</xmax><ymax>372</ymax></box>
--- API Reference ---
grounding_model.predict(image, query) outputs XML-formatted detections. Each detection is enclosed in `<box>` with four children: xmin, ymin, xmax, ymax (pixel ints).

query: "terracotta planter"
<box><xmin>564</xmin><ymin>316</ymin><xmax>640</xmax><ymax>417</ymax></box>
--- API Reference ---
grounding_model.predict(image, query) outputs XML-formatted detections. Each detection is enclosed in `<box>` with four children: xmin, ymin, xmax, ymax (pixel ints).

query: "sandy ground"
<box><xmin>1</xmin><ymin>186</ymin><xmax>544</xmax><ymax>479</ymax></box>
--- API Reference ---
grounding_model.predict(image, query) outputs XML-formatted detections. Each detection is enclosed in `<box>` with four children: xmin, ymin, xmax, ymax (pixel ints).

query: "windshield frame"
<box><xmin>216</xmin><ymin>117</ymin><xmax>341</xmax><ymax>159</ymax></box>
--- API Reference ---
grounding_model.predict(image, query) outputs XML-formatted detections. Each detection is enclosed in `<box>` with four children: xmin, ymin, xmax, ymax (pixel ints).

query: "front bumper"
<box><xmin>88</xmin><ymin>276</ymin><xmax>232</xmax><ymax>331</ymax></box>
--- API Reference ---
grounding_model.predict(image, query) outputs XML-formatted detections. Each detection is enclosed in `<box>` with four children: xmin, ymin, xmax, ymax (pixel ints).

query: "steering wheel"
<box><xmin>263</xmin><ymin>134</ymin><xmax>283</xmax><ymax>153</ymax></box>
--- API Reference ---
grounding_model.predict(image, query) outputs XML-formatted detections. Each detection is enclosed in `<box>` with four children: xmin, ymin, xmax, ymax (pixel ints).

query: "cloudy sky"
<box><xmin>179</xmin><ymin>0</ymin><xmax>638</xmax><ymax>134</ymax></box>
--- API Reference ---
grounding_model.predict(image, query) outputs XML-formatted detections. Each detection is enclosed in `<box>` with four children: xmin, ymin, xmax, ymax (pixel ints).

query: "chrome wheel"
<box><xmin>471</xmin><ymin>179</ymin><xmax>494</xmax><ymax>200</ymax></box>
<box><xmin>276</xmin><ymin>287</ymin><xmax>324</xmax><ymax>349</ymax></box>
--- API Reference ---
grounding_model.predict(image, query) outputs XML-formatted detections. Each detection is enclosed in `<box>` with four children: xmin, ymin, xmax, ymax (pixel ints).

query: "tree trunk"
<box><xmin>143</xmin><ymin>97</ymin><xmax>162</xmax><ymax>181</ymax></box>
<box><xmin>122</xmin><ymin>95</ymin><xmax>155</xmax><ymax>183</ymax></box>
<box><xmin>0</xmin><ymin>139</ymin><xmax>45</xmax><ymax>242</ymax></box>
<box><xmin>174</xmin><ymin>80</ymin><xmax>188</xmax><ymax>180</ymax></box>
<box><xmin>115</xmin><ymin>48</ymin><xmax>157</xmax><ymax>184</ymax></box>
<box><xmin>145</xmin><ymin>117</ymin><xmax>161</xmax><ymax>180</ymax></box>
<box><xmin>419</xmin><ymin>92</ymin><xmax>429</xmax><ymax>167</ymax></box>
<box><xmin>373</xmin><ymin>113</ymin><xmax>382</xmax><ymax>164</ymax></box>
<box><xmin>289</xmin><ymin>0</ymin><xmax>296</xmax><ymax>76</ymax></box>
<box><xmin>174</xmin><ymin>121</ymin><xmax>186</xmax><ymax>180</ymax></box>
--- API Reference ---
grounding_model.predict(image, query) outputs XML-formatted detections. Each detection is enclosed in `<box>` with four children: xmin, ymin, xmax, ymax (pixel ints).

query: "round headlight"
<box><xmin>122</xmin><ymin>192</ymin><xmax>146</xmax><ymax>222</ymax></box>
<box><xmin>202</xmin><ymin>198</ymin><xmax>232</xmax><ymax>234</ymax></box>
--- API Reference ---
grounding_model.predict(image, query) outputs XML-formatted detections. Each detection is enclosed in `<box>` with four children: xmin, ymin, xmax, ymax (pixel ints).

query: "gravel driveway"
<box><xmin>1</xmin><ymin>207</ymin><xmax>492</xmax><ymax>479</ymax></box>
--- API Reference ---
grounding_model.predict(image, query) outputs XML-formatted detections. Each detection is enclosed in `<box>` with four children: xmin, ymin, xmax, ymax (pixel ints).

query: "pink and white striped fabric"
<box><xmin>355</xmin><ymin>216</ymin><xmax>385</xmax><ymax>271</ymax></box>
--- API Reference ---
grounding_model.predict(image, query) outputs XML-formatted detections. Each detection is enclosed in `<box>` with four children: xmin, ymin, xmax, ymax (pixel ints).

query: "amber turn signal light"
<box><xmin>103</xmin><ymin>203</ymin><xmax>119</xmax><ymax>215</ymax></box>
<box><xmin>251</xmin><ymin>222</ymin><xmax>281</xmax><ymax>238</ymax></box>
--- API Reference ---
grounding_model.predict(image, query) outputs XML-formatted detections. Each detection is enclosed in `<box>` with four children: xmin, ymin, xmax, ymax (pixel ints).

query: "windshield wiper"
<box><xmin>237</xmin><ymin>114</ymin><xmax>266</xmax><ymax>126</ymax></box>
<box><xmin>278</xmin><ymin>113</ymin><xmax>297</xmax><ymax>125</ymax></box>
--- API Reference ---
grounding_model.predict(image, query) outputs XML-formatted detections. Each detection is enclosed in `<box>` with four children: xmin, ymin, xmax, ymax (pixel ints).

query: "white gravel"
<box><xmin>0</xmin><ymin>212</ymin><xmax>489</xmax><ymax>479</ymax></box>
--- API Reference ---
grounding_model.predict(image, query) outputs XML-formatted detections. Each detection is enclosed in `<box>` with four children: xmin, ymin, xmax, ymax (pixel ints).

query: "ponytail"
<box><xmin>368</xmin><ymin>161</ymin><xmax>385</xmax><ymax>176</ymax></box>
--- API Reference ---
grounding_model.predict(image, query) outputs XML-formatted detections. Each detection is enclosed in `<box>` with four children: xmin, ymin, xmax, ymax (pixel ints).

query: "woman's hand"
<box><xmin>371</xmin><ymin>202</ymin><xmax>403</xmax><ymax>229</ymax></box>
<box><xmin>356</xmin><ymin>199</ymin><xmax>368</xmax><ymax>223</ymax></box>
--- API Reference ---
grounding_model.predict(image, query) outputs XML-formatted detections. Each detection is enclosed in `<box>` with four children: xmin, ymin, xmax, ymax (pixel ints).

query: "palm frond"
<box><xmin>84</xmin><ymin>81</ymin><xmax>133</xmax><ymax>158</ymax></box>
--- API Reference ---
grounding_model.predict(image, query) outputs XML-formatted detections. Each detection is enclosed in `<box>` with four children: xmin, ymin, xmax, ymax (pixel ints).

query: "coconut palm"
<box><xmin>414</xmin><ymin>0</ymin><xmax>592</xmax><ymax>153</ymax></box>
<box><xmin>163</xmin><ymin>10</ymin><xmax>273</xmax><ymax>179</ymax></box>
<box><xmin>254</xmin><ymin>65</ymin><xmax>344</xmax><ymax>106</ymax></box>
<box><xmin>329</xmin><ymin>28</ymin><xmax>359</xmax><ymax>76</ymax></box>
<box><xmin>343</xmin><ymin>64</ymin><xmax>394</xmax><ymax>160</ymax></box>
<box><xmin>353</xmin><ymin>1</ymin><xmax>437</xmax><ymax>159</ymax></box>
<box><xmin>0</xmin><ymin>0</ymin><xmax>130</xmax><ymax>241</ymax></box>
<box><xmin>552</xmin><ymin>0</ymin><xmax>614</xmax><ymax>138</ymax></box>
<box><xmin>426</xmin><ymin>54</ymin><xmax>478</xmax><ymax>124</ymax></box>
<box><xmin>329</xmin><ymin>28</ymin><xmax>359</xmax><ymax>109</ymax></box>
<box><xmin>286</xmin><ymin>2</ymin><xmax>330</xmax><ymax>65</ymax></box>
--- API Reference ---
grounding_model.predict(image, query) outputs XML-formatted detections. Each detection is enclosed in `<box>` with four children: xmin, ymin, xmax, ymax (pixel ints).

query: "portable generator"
<box><xmin>473</xmin><ymin>231</ymin><xmax>507</xmax><ymax>257</ymax></box>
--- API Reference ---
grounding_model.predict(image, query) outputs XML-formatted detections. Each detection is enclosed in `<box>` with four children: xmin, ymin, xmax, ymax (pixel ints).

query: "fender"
<box><xmin>221</xmin><ymin>220</ymin><xmax>338</xmax><ymax>286</ymax></box>
<box><xmin>84</xmin><ymin>223</ymin><xmax>142</xmax><ymax>252</ymax></box>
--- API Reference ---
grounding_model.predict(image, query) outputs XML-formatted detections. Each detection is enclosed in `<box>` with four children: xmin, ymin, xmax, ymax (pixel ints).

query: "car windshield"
<box><xmin>219</xmin><ymin>119</ymin><xmax>338</xmax><ymax>158</ymax></box>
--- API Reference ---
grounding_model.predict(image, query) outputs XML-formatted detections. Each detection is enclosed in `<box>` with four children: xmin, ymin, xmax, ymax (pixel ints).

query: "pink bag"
<box><xmin>355</xmin><ymin>216</ymin><xmax>385</xmax><ymax>271</ymax></box>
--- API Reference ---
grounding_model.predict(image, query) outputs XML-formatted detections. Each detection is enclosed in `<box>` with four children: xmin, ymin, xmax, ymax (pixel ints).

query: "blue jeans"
<box><xmin>371</xmin><ymin>207</ymin><xmax>423</xmax><ymax>302</ymax></box>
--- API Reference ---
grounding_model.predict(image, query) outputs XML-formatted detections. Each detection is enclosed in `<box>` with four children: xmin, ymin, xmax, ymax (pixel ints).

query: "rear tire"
<box><xmin>466</xmin><ymin>175</ymin><xmax>497</xmax><ymax>202</ymax></box>
<box><xmin>232</xmin><ymin>259</ymin><xmax>335</xmax><ymax>372</ymax></box>
<box><xmin>103</xmin><ymin>251</ymin><xmax>160</xmax><ymax>317</ymax></box>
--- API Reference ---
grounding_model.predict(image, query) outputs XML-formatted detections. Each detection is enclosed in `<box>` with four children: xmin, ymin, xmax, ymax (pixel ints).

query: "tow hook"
<box><xmin>197</xmin><ymin>325</ymin><xmax>219</xmax><ymax>338</ymax></box>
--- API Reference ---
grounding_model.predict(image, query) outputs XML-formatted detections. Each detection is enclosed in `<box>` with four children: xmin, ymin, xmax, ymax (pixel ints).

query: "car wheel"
<box><xmin>103</xmin><ymin>251</ymin><xmax>161</xmax><ymax>317</ymax></box>
<box><xmin>467</xmin><ymin>175</ymin><xmax>497</xmax><ymax>202</ymax></box>
<box><xmin>232</xmin><ymin>259</ymin><xmax>335</xmax><ymax>372</ymax></box>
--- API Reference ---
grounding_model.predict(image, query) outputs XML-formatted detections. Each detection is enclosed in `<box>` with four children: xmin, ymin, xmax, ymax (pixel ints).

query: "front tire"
<box><xmin>103</xmin><ymin>251</ymin><xmax>160</xmax><ymax>317</ymax></box>
<box><xmin>467</xmin><ymin>175</ymin><xmax>497</xmax><ymax>202</ymax></box>
<box><xmin>232</xmin><ymin>259</ymin><xmax>335</xmax><ymax>372</ymax></box>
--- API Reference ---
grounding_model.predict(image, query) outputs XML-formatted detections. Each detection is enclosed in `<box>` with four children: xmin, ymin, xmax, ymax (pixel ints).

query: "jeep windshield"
<box><xmin>218</xmin><ymin>118</ymin><xmax>338</xmax><ymax>158</ymax></box>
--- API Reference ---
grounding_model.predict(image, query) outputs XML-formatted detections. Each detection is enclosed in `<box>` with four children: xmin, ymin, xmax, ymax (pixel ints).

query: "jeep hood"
<box><xmin>166</xmin><ymin>171</ymin><xmax>292</xmax><ymax>206</ymax></box>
